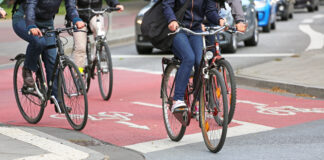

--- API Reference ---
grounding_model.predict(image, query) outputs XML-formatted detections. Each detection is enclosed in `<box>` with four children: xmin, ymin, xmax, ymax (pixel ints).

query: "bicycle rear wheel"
<box><xmin>217</xmin><ymin>59</ymin><xmax>236</xmax><ymax>124</ymax></box>
<box><xmin>13</xmin><ymin>56</ymin><xmax>45</xmax><ymax>124</ymax></box>
<box><xmin>97</xmin><ymin>42</ymin><xmax>113</xmax><ymax>101</ymax></box>
<box><xmin>161</xmin><ymin>64</ymin><xmax>186</xmax><ymax>141</ymax></box>
<box><xmin>58</xmin><ymin>57</ymin><xmax>88</xmax><ymax>131</ymax></box>
<box><xmin>200</xmin><ymin>68</ymin><xmax>228</xmax><ymax>153</ymax></box>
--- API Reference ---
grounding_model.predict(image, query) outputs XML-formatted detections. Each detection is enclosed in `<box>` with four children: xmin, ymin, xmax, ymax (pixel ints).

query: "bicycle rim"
<box><xmin>199</xmin><ymin>68</ymin><xmax>228</xmax><ymax>153</ymax></box>
<box><xmin>97</xmin><ymin>42</ymin><xmax>113</xmax><ymax>101</ymax></box>
<box><xmin>161</xmin><ymin>64</ymin><xmax>186</xmax><ymax>141</ymax></box>
<box><xmin>217</xmin><ymin>59</ymin><xmax>236</xmax><ymax>124</ymax></box>
<box><xmin>58</xmin><ymin>58</ymin><xmax>88</xmax><ymax>131</ymax></box>
<box><xmin>13</xmin><ymin>57</ymin><xmax>44</xmax><ymax>124</ymax></box>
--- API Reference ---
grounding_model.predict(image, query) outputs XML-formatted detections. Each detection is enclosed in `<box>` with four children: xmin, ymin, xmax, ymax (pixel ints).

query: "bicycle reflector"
<box><xmin>205</xmin><ymin>51</ymin><xmax>213</xmax><ymax>60</ymax></box>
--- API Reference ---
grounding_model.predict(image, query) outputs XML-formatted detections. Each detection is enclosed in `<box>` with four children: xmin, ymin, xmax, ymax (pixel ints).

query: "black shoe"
<box><xmin>22</xmin><ymin>67</ymin><xmax>35</xmax><ymax>88</ymax></box>
<box><xmin>55</xmin><ymin>102</ymin><xmax>72</xmax><ymax>114</ymax></box>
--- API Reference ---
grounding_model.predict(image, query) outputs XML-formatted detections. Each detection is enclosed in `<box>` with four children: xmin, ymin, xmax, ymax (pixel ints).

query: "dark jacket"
<box><xmin>24</xmin><ymin>0</ymin><xmax>81</xmax><ymax>29</ymax></box>
<box><xmin>162</xmin><ymin>0</ymin><xmax>222</xmax><ymax>30</ymax></box>
<box><xmin>77</xmin><ymin>0</ymin><xmax>120</xmax><ymax>23</ymax></box>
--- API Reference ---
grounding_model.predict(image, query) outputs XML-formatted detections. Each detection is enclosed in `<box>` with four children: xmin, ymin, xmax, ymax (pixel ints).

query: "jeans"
<box><xmin>172</xmin><ymin>30</ymin><xmax>203</xmax><ymax>101</ymax></box>
<box><xmin>12</xmin><ymin>16</ymin><xmax>58</xmax><ymax>99</ymax></box>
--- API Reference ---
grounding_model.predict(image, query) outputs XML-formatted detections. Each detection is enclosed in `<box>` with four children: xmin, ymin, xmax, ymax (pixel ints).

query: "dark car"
<box><xmin>294</xmin><ymin>0</ymin><xmax>320</xmax><ymax>12</ymax></box>
<box><xmin>276</xmin><ymin>0</ymin><xmax>295</xmax><ymax>20</ymax></box>
<box><xmin>218</xmin><ymin>0</ymin><xmax>259</xmax><ymax>53</ymax></box>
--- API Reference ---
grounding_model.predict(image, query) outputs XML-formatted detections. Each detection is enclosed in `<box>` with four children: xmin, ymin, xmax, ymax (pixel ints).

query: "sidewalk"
<box><xmin>236</xmin><ymin>49</ymin><xmax>324</xmax><ymax>99</ymax></box>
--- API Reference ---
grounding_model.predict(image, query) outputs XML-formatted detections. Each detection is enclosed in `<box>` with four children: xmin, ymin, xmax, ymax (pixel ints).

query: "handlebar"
<box><xmin>77</xmin><ymin>7</ymin><xmax>120</xmax><ymax>15</ymax></box>
<box><xmin>40</xmin><ymin>26</ymin><xmax>77</xmax><ymax>35</ymax></box>
<box><xmin>168</xmin><ymin>24</ymin><xmax>243</xmax><ymax>36</ymax></box>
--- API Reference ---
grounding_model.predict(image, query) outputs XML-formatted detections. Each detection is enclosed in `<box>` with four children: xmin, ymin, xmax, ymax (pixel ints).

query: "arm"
<box><xmin>162</xmin><ymin>0</ymin><xmax>177</xmax><ymax>24</ymax></box>
<box><xmin>105</xmin><ymin>0</ymin><xmax>120</xmax><ymax>7</ymax></box>
<box><xmin>25</xmin><ymin>0</ymin><xmax>38</xmax><ymax>30</ymax></box>
<box><xmin>205</xmin><ymin>0</ymin><xmax>223</xmax><ymax>25</ymax></box>
<box><xmin>227</xmin><ymin>0</ymin><xmax>245</xmax><ymax>23</ymax></box>
<box><xmin>65</xmin><ymin>0</ymin><xmax>82</xmax><ymax>25</ymax></box>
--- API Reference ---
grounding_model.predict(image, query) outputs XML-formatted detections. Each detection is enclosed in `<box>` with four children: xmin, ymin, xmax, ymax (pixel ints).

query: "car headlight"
<box><xmin>205</xmin><ymin>51</ymin><xmax>214</xmax><ymax>60</ymax></box>
<box><xmin>136</xmin><ymin>18</ymin><xmax>143</xmax><ymax>25</ymax></box>
<box><xmin>279</xmin><ymin>5</ymin><xmax>285</xmax><ymax>11</ymax></box>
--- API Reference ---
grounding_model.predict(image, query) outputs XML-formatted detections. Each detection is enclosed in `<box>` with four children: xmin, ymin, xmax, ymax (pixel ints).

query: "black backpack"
<box><xmin>12</xmin><ymin>0</ymin><xmax>24</xmax><ymax>15</ymax></box>
<box><xmin>140</xmin><ymin>0</ymin><xmax>190</xmax><ymax>51</ymax></box>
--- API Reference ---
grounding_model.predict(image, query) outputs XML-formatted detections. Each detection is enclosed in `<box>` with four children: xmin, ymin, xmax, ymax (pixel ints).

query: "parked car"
<box><xmin>294</xmin><ymin>0</ymin><xmax>319</xmax><ymax>12</ymax></box>
<box><xmin>218</xmin><ymin>0</ymin><xmax>259</xmax><ymax>53</ymax></box>
<box><xmin>254</xmin><ymin>0</ymin><xmax>277</xmax><ymax>32</ymax></box>
<box><xmin>276</xmin><ymin>0</ymin><xmax>295</xmax><ymax>20</ymax></box>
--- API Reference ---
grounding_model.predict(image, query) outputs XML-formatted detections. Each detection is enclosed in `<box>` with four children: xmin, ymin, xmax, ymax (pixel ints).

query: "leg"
<box><xmin>72</xmin><ymin>27</ymin><xmax>87</xmax><ymax>69</ymax></box>
<box><xmin>172</xmin><ymin>32</ymin><xmax>196</xmax><ymax>101</ymax></box>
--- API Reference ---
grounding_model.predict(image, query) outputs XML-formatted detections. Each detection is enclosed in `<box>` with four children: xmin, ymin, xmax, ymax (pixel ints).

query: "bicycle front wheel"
<box><xmin>58</xmin><ymin>57</ymin><xmax>88</xmax><ymax>131</ymax></box>
<box><xmin>97</xmin><ymin>42</ymin><xmax>113</xmax><ymax>101</ymax></box>
<box><xmin>13</xmin><ymin>56</ymin><xmax>45</xmax><ymax>124</ymax></box>
<box><xmin>161</xmin><ymin>64</ymin><xmax>186</xmax><ymax>141</ymax></box>
<box><xmin>200</xmin><ymin>68</ymin><xmax>228</xmax><ymax>153</ymax></box>
<box><xmin>217</xmin><ymin>59</ymin><xmax>236</xmax><ymax>124</ymax></box>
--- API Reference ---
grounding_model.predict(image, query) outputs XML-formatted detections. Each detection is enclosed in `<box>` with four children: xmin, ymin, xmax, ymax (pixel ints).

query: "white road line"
<box><xmin>115</xmin><ymin>67</ymin><xmax>162</xmax><ymax>75</ymax></box>
<box><xmin>112</xmin><ymin>53</ymin><xmax>295</xmax><ymax>59</ymax></box>
<box><xmin>128</xmin><ymin>101</ymin><xmax>274</xmax><ymax>153</ymax></box>
<box><xmin>125</xmin><ymin>119</ymin><xmax>274</xmax><ymax>153</ymax></box>
<box><xmin>0</xmin><ymin>127</ymin><xmax>89</xmax><ymax>160</ymax></box>
<box><xmin>301</xmin><ymin>19</ymin><xmax>314</xmax><ymax>24</ymax></box>
<box><xmin>133</xmin><ymin>102</ymin><xmax>162</xmax><ymax>108</ymax></box>
<box><xmin>299</xmin><ymin>24</ymin><xmax>324</xmax><ymax>51</ymax></box>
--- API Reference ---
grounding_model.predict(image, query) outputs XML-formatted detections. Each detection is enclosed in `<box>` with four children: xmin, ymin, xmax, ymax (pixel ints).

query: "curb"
<box><xmin>236</xmin><ymin>74</ymin><xmax>324</xmax><ymax>99</ymax></box>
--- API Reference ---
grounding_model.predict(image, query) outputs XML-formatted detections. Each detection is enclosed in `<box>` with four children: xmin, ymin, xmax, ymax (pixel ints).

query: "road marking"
<box><xmin>125</xmin><ymin>120</ymin><xmax>274</xmax><ymax>153</ymax></box>
<box><xmin>133</xmin><ymin>102</ymin><xmax>162</xmax><ymax>108</ymax></box>
<box><xmin>0</xmin><ymin>127</ymin><xmax>89</xmax><ymax>160</ymax></box>
<box><xmin>299</xmin><ymin>24</ymin><xmax>324</xmax><ymax>51</ymax></box>
<box><xmin>112</xmin><ymin>53</ymin><xmax>295</xmax><ymax>59</ymax></box>
<box><xmin>301</xmin><ymin>19</ymin><xmax>314</xmax><ymax>24</ymax></box>
<box><xmin>115</xmin><ymin>67</ymin><xmax>162</xmax><ymax>75</ymax></box>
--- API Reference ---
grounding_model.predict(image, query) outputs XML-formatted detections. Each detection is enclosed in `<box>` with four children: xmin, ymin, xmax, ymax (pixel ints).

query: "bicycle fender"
<box><xmin>10</xmin><ymin>53</ymin><xmax>25</xmax><ymax>61</ymax></box>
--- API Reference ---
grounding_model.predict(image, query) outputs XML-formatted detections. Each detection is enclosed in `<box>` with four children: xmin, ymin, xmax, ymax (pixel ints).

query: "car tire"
<box><xmin>262</xmin><ymin>17</ymin><xmax>271</xmax><ymax>32</ymax></box>
<box><xmin>307</xmin><ymin>6</ymin><xmax>314</xmax><ymax>12</ymax></box>
<box><xmin>271</xmin><ymin>21</ymin><xmax>276</xmax><ymax>30</ymax></box>
<box><xmin>222</xmin><ymin>34</ymin><xmax>237</xmax><ymax>53</ymax></box>
<box><xmin>136</xmin><ymin>45</ymin><xmax>153</xmax><ymax>55</ymax></box>
<box><xmin>314</xmin><ymin>6</ymin><xmax>318</xmax><ymax>11</ymax></box>
<box><xmin>289</xmin><ymin>13</ymin><xmax>293</xmax><ymax>19</ymax></box>
<box><xmin>244</xmin><ymin>19</ymin><xmax>259</xmax><ymax>46</ymax></box>
<box><xmin>281</xmin><ymin>12</ymin><xmax>289</xmax><ymax>21</ymax></box>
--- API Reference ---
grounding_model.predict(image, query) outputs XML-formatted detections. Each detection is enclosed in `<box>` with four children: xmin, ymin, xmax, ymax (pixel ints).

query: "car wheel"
<box><xmin>315</xmin><ymin>6</ymin><xmax>319</xmax><ymax>11</ymax></box>
<box><xmin>262</xmin><ymin>17</ymin><xmax>271</xmax><ymax>32</ymax></box>
<box><xmin>136</xmin><ymin>45</ymin><xmax>153</xmax><ymax>55</ymax></box>
<box><xmin>244</xmin><ymin>18</ymin><xmax>259</xmax><ymax>46</ymax></box>
<box><xmin>222</xmin><ymin>34</ymin><xmax>237</xmax><ymax>53</ymax></box>
<box><xmin>271</xmin><ymin>21</ymin><xmax>276</xmax><ymax>30</ymax></box>
<box><xmin>281</xmin><ymin>12</ymin><xmax>289</xmax><ymax>21</ymax></box>
<box><xmin>289</xmin><ymin>13</ymin><xmax>293</xmax><ymax>19</ymax></box>
<box><xmin>307</xmin><ymin>6</ymin><xmax>314</xmax><ymax>12</ymax></box>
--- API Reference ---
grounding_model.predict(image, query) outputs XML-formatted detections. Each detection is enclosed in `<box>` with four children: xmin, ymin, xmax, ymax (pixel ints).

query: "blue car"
<box><xmin>254</xmin><ymin>0</ymin><xmax>277</xmax><ymax>32</ymax></box>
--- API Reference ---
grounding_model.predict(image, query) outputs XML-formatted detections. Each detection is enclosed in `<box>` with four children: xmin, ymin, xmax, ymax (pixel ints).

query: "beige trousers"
<box><xmin>72</xmin><ymin>15</ymin><xmax>105</xmax><ymax>68</ymax></box>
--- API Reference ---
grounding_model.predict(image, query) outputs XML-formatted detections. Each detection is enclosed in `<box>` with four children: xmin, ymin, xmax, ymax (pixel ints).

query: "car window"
<box><xmin>242</xmin><ymin>0</ymin><xmax>250</xmax><ymax>6</ymax></box>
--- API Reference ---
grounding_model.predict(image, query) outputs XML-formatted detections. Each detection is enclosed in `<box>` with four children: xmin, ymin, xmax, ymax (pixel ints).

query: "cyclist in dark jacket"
<box><xmin>162</xmin><ymin>0</ymin><xmax>225</xmax><ymax>112</ymax></box>
<box><xmin>72</xmin><ymin>0</ymin><xmax>124</xmax><ymax>72</ymax></box>
<box><xmin>12</xmin><ymin>0</ymin><xmax>85</xmax><ymax>113</ymax></box>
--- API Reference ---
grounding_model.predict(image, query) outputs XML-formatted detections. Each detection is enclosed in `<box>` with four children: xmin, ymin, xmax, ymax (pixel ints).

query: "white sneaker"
<box><xmin>171</xmin><ymin>100</ymin><xmax>187</xmax><ymax>113</ymax></box>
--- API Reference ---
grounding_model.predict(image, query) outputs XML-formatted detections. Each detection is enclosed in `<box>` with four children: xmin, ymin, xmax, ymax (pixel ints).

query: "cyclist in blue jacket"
<box><xmin>162</xmin><ymin>0</ymin><xmax>225</xmax><ymax>112</ymax></box>
<box><xmin>12</xmin><ymin>0</ymin><xmax>85</xmax><ymax>112</ymax></box>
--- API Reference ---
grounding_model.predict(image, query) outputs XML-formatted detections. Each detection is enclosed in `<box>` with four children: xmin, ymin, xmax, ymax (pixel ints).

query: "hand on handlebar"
<box><xmin>116</xmin><ymin>5</ymin><xmax>124</xmax><ymax>12</ymax></box>
<box><xmin>236</xmin><ymin>22</ymin><xmax>247</xmax><ymax>33</ymax></box>
<box><xmin>75</xmin><ymin>21</ymin><xmax>86</xmax><ymax>29</ymax></box>
<box><xmin>219</xmin><ymin>19</ymin><xmax>226</xmax><ymax>27</ymax></box>
<box><xmin>168</xmin><ymin>21</ymin><xmax>179</xmax><ymax>32</ymax></box>
<box><xmin>29</xmin><ymin>28</ymin><xmax>43</xmax><ymax>37</ymax></box>
<box><xmin>0</xmin><ymin>10</ymin><xmax>7</xmax><ymax>18</ymax></box>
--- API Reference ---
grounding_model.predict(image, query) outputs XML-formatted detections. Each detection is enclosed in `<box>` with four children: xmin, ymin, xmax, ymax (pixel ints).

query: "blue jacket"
<box><xmin>162</xmin><ymin>0</ymin><xmax>222</xmax><ymax>30</ymax></box>
<box><xmin>24</xmin><ymin>0</ymin><xmax>81</xmax><ymax>29</ymax></box>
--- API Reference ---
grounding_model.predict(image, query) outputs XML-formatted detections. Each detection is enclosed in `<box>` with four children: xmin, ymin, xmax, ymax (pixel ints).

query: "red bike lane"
<box><xmin>0</xmin><ymin>68</ymin><xmax>324</xmax><ymax>147</ymax></box>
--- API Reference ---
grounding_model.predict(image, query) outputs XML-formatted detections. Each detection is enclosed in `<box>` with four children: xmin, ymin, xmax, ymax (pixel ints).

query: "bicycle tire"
<box><xmin>13</xmin><ymin>56</ymin><xmax>45</xmax><ymax>124</ymax></box>
<box><xmin>161</xmin><ymin>64</ymin><xmax>186</xmax><ymax>141</ymax></box>
<box><xmin>84</xmin><ymin>38</ymin><xmax>92</xmax><ymax>93</ymax></box>
<box><xmin>216</xmin><ymin>59</ymin><xmax>236</xmax><ymax>124</ymax></box>
<box><xmin>58</xmin><ymin>57</ymin><xmax>88</xmax><ymax>131</ymax></box>
<box><xmin>200</xmin><ymin>68</ymin><xmax>228</xmax><ymax>153</ymax></box>
<box><xmin>97</xmin><ymin>42</ymin><xmax>113</xmax><ymax>101</ymax></box>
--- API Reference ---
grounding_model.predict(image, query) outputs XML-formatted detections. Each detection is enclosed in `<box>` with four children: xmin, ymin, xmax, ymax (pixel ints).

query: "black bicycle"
<box><xmin>161</xmin><ymin>26</ymin><xmax>231</xmax><ymax>153</ymax></box>
<box><xmin>77</xmin><ymin>7</ymin><xmax>120</xmax><ymax>101</ymax></box>
<box><xmin>12</xmin><ymin>27</ymin><xmax>88</xmax><ymax>130</ymax></box>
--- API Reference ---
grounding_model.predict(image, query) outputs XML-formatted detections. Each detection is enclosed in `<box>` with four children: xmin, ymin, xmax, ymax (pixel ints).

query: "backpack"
<box><xmin>12</xmin><ymin>0</ymin><xmax>23</xmax><ymax>15</ymax></box>
<box><xmin>140</xmin><ymin>0</ymin><xmax>190</xmax><ymax>51</ymax></box>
